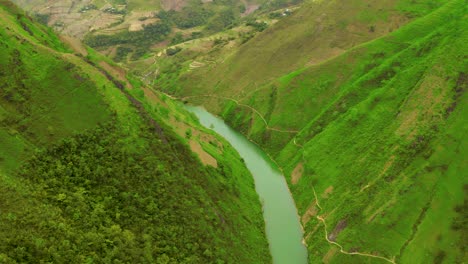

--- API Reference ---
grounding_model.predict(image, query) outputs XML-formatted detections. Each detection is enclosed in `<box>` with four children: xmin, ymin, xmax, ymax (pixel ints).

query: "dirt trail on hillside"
<box><xmin>189</xmin><ymin>61</ymin><xmax>205</xmax><ymax>70</ymax></box>
<box><xmin>155</xmin><ymin>88</ymin><xmax>395</xmax><ymax>263</ymax></box>
<box><xmin>293</xmin><ymin>139</ymin><xmax>396</xmax><ymax>264</ymax></box>
<box><xmin>181</xmin><ymin>94</ymin><xmax>299</xmax><ymax>133</ymax></box>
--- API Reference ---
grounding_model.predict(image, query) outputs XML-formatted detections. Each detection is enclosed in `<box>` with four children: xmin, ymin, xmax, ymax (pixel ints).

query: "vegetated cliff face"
<box><xmin>0</xmin><ymin>1</ymin><xmax>271</xmax><ymax>263</ymax></box>
<box><xmin>174</xmin><ymin>0</ymin><xmax>467</xmax><ymax>263</ymax></box>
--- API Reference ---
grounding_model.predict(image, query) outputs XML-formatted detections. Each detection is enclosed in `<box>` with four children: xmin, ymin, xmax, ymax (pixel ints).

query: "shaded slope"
<box><xmin>0</xmin><ymin>2</ymin><xmax>271</xmax><ymax>263</ymax></box>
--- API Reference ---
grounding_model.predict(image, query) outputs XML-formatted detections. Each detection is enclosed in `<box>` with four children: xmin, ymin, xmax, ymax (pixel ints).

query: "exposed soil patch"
<box><xmin>301</xmin><ymin>200</ymin><xmax>318</xmax><ymax>225</ymax></box>
<box><xmin>59</xmin><ymin>35</ymin><xmax>87</xmax><ymax>56</ymax></box>
<box><xmin>161</xmin><ymin>109</ymin><xmax>220</xmax><ymax>167</ymax></box>
<box><xmin>161</xmin><ymin>0</ymin><xmax>186</xmax><ymax>11</ymax></box>
<box><xmin>171</xmin><ymin>116</ymin><xmax>221</xmax><ymax>150</ymax></box>
<box><xmin>140</xmin><ymin>87</ymin><xmax>223</xmax><ymax>158</ymax></box>
<box><xmin>328</xmin><ymin>219</ymin><xmax>347</xmax><ymax>242</ymax></box>
<box><xmin>241</xmin><ymin>1</ymin><xmax>259</xmax><ymax>17</ymax></box>
<box><xmin>322</xmin><ymin>247</ymin><xmax>339</xmax><ymax>264</ymax></box>
<box><xmin>126</xmin><ymin>11</ymin><xmax>159</xmax><ymax>32</ymax></box>
<box><xmin>322</xmin><ymin>186</ymin><xmax>334</xmax><ymax>199</ymax></box>
<box><xmin>189</xmin><ymin>140</ymin><xmax>217</xmax><ymax>167</ymax></box>
<box><xmin>39</xmin><ymin>0</ymin><xmax>124</xmax><ymax>38</ymax></box>
<box><xmin>151</xmin><ymin>39</ymin><xmax>170</xmax><ymax>49</ymax></box>
<box><xmin>129</xmin><ymin>18</ymin><xmax>160</xmax><ymax>31</ymax></box>
<box><xmin>142</xmin><ymin>87</ymin><xmax>162</xmax><ymax>103</ymax></box>
<box><xmin>291</xmin><ymin>162</ymin><xmax>304</xmax><ymax>184</ymax></box>
<box><xmin>87</xmin><ymin>11</ymin><xmax>124</xmax><ymax>34</ymax></box>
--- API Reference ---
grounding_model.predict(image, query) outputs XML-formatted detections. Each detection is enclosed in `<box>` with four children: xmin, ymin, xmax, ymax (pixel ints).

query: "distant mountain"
<box><xmin>11</xmin><ymin>0</ymin><xmax>301</xmax><ymax>61</ymax></box>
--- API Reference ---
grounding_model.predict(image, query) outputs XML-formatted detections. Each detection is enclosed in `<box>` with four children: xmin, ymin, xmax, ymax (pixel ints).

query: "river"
<box><xmin>185</xmin><ymin>105</ymin><xmax>308</xmax><ymax>264</ymax></box>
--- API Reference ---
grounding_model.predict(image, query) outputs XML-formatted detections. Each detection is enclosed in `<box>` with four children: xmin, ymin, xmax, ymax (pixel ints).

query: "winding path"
<box><xmin>293</xmin><ymin>139</ymin><xmax>396</xmax><ymax>264</ymax></box>
<box><xmin>158</xmin><ymin>89</ymin><xmax>396</xmax><ymax>263</ymax></box>
<box><xmin>175</xmin><ymin>93</ymin><xmax>299</xmax><ymax>133</ymax></box>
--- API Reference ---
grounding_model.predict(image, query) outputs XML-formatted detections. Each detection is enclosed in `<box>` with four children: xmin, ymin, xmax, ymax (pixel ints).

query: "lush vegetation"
<box><xmin>158</xmin><ymin>6</ymin><xmax>214</xmax><ymax>29</ymax></box>
<box><xmin>84</xmin><ymin>22</ymin><xmax>171</xmax><ymax>49</ymax></box>
<box><xmin>160</xmin><ymin>0</ymin><xmax>467</xmax><ymax>263</ymax></box>
<box><xmin>3</xmin><ymin>0</ymin><xmax>466</xmax><ymax>263</ymax></box>
<box><xmin>276</xmin><ymin>2</ymin><xmax>468</xmax><ymax>262</ymax></box>
<box><xmin>0</xmin><ymin>2</ymin><xmax>271</xmax><ymax>263</ymax></box>
<box><xmin>7</xmin><ymin>120</ymin><xmax>265</xmax><ymax>263</ymax></box>
<box><xmin>82</xmin><ymin>0</ymin><xmax>247</xmax><ymax>61</ymax></box>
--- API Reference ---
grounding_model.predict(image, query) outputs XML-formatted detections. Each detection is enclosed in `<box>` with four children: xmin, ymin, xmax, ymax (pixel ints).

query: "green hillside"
<box><xmin>0</xmin><ymin>1</ymin><xmax>271</xmax><ymax>263</ymax></box>
<box><xmin>1</xmin><ymin>0</ymin><xmax>466</xmax><ymax>262</ymax></box>
<box><xmin>172</xmin><ymin>0</ymin><xmax>447</xmax><ymax>105</ymax></box>
<box><xmin>159</xmin><ymin>0</ymin><xmax>467</xmax><ymax>263</ymax></box>
<box><xmin>277</xmin><ymin>1</ymin><xmax>467</xmax><ymax>263</ymax></box>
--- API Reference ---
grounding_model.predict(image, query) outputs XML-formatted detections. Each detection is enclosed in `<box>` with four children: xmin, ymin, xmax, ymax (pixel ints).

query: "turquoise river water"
<box><xmin>185</xmin><ymin>105</ymin><xmax>308</xmax><ymax>264</ymax></box>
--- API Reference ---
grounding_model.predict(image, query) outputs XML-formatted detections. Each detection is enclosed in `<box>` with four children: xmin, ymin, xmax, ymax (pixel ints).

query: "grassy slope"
<box><xmin>276</xmin><ymin>1</ymin><xmax>467</xmax><ymax>262</ymax></box>
<box><xmin>168</xmin><ymin>0</ymin><xmax>466</xmax><ymax>263</ymax></box>
<box><xmin>0</xmin><ymin>2</ymin><xmax>270</xmax><ymax>263</ymax></box>
<box><xmin>280</xmin><ymin>1</ymin><xmax>467</xmax><ymax>263</ymax></box>
<box><xmin>175</xmin><ymin>0</ymin><xmax>440</xmax><ymax>95</ymax></box>
<box><xmin>172</xmin><ymin>0</ymin><xmax>449</xmax><ymax>154</ymax></box>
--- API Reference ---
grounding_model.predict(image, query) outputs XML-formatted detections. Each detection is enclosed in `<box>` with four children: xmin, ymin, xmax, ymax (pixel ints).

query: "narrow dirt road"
<box><xmin>159</xmin><ymin>88</ymin><xmax>396</xmax><ymax>263</ymax></box>
<box><xmin>293</xmin><ymin>139</ymin><xmax>396</xmax><ymax>264</ymax></box>
<box><xmin>181</xmin><ymin>94</ymin><xmax>299</xmax><ymax>133</ymax></box>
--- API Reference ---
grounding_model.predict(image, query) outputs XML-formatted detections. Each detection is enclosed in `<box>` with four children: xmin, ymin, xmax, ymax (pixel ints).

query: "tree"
<box><xmin>185</xmin><ymin>128</ymin><xmax>192</xmax><ymax>139</ymax></box>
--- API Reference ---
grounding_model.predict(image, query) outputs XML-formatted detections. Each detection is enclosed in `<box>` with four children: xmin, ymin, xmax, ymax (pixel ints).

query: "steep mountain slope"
<box><xmin>168</xmin><ymin>0</ymin><xmax>451</xmax><ymax>151</ymax></box>
<box><xmin>275</xmin><ymin>1</ymin><xmax>467</xmax><ymax>262</ymax></box>
<box><xmin>172</xmin><ymin>0</ymin><xmax>445</xmax><ymax>101</ymax></box>
<box><xmin>0</xmin><ymin>1</ymin><xmax>271</xmax><ymax>262</ymax></box>
<box><xmin>161</xmin><ymin>0</ymin><xmax>467</xmax><ymax>263</ymax></box>
<box><xmin>177</xmin><ymin>0</ymin><xmax>412</xmax><ymax>93</ymax></box>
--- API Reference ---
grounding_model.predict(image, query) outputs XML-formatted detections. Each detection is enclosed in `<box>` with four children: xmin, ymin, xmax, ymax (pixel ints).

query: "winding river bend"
<box><xmin>185</xmin><ymin>106</ymin><xmax>308</xmax><ymax>264</ymax></box>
